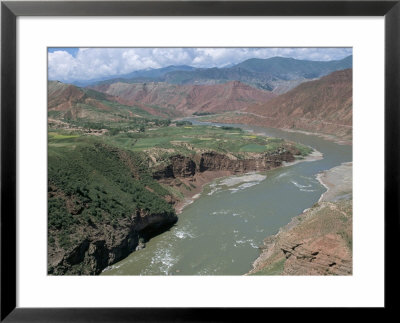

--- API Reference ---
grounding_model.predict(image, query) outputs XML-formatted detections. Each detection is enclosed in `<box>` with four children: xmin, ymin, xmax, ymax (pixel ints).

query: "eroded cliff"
<box><xmin>48</xmin><ymin>145</ymin><xmax>300</xmax><ymax>275</ymax></box>
<box><xmin>249</xmin><ymin>163</ymin><xmax>352</xmax><ymax>276</ymax></box>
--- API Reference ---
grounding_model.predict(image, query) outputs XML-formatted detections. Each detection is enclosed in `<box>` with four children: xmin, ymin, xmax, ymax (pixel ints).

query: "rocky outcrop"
<box><xmin>153</xmin><ymin>150</ymin><xmax>294</xmax><ymax>180</ymax></box>
<box><xmin>48</xmin><ymin>209</ymin><xmax>177</xmax><ymax>275</ymax></box>
<box><xmin>249</xmin><ymin>163</ymin><xmax>353</xmax><ymax>276</ymax></box>
<box><xmin>249</xmin><ymin>199</ymin><xmax>352</xmax><ymax>276</ymax></box>
<box><xmin>278</xmin><ymin>238</ymin><xmax>352</xmax><ymax>275</ymax></box>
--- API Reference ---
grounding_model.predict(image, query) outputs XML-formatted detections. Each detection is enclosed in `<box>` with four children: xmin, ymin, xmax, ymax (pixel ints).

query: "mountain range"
<box><xmin>71</xmin><ymin>55</ymin><xmax>352</xmax><ymax>94</ymax></box>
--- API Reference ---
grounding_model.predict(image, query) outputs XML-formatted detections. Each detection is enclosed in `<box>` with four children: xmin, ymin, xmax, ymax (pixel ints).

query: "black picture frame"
<box><xmin>1</xmin><ymin>0</ymin><xmax>399</xmax><ymax>321</ymax></box>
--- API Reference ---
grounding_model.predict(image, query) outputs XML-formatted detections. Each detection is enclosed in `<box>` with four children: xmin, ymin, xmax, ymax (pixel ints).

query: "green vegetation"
<box><xmin>64</xmin><ymin>117</ymin><xmax>171</xmax><ymax>134</ymax></box>
<box><xmin>193</xmin><ymin>111</ymin><xmax>214</xmax><ymax>116</ymax></box>
<box><xmin>175</xmin><ymin>120</ymin><xmax>193</xmax><ymax>127</ymax></box>
<box><xmin>294</xmin><ymin>143</ymin><xmax>313</xmax><ymax>156</ymax></box>
<box><xmin>48</xmin><ymin>133</ymin><xmax>175</xmax><ymax>250</ymax></box>
<box><xmin>98</xmin><ymin>124</ymin><xmax>310</xmax><ymax>161</ymax></box>
<box><xmin>48</xmin><ymin>133</ymin><xmax>80</xmax><ymax>140</ymax></box>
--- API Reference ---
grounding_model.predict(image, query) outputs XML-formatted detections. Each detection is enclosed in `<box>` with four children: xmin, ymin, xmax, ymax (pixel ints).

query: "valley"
<box><xmin>48</xmin><ymin>122</ymin><xmax>311</xmax><ymax>275</ymax></box>
<box><xmin>47</xmin><ymin>49</ymin><xmax>353</xmax><ymax>275</ymax></box>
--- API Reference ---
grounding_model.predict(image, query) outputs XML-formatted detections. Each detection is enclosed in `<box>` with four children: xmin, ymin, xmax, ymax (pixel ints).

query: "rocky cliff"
<box><xmin>48</xmin><ymin>203</ymin><xmax>177</xmax><ymax>276</ymax></box>
<box><xmin>152</xmin><ymin>150</ymin><xmax>294</xmax><ymax>181</ymax></box>
<box><xmin>49</xmin><ymin>147</ymin><xmax>298</xmax><ymax>275</ymax></box>
<box><xmin>151</xmin><ymin>149</ymin><xmax>297</xmax><ymax>214</ymax></box>
<box><xmin>249</xmin><ymin>163</ymin><xmax>352</xmax><ymax>276</ymax></box>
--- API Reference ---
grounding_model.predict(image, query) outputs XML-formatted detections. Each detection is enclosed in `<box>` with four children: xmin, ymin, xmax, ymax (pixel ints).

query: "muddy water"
<box><xmin>102</xmin><ymin>121</ymin><xmax>352</xmax><ymax>275</ymax></box>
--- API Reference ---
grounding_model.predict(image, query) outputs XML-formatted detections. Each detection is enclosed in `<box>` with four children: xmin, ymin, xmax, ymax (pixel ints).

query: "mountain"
<box><xmin>161</xmin><ymin>55</ymin><xmax>352</xmax><ymax>92</ymax></box>
<box><xmin>123</xmin><ymin>65</ymin><xmax>196</xmax><ymax>79</ymax></box>
<box><xmin>72</xmin><ymin>65</ymin><xmax>196</xmax><ymax>87</ymax></box>
<box><xmin>48</xmin><ymin>81</ymin><xmax>160</xmax><ymax>122</ymax></box>
<box><xmin>243</xmin><ymin>69</ymin><xmax>352</xmax><ymax>139</ymax></box>
<box><xmin>86</xmin><ymin>55</ymin><xmax>352</xmax><ymax>94</ymax></box>
<box><xmin>89</xmin><ymin>80</ymin><xmax>276</xmax><ymax>116</ymax></box>
<box><xmin>233</xmin><ymin>55</ymin><xmax>352</xmax><ymax>79</ymax></box>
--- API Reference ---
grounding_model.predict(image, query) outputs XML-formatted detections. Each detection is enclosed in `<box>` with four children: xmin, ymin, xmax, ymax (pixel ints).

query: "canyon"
<box><xmin>47</xmin><ymin>53</ymin><xmax>353</xmax><ymax>276</ymax></box>
<box><xmin>48</xmin><ymin>145</ymin><xmax>301</xmax><ymax>275</ymax></box>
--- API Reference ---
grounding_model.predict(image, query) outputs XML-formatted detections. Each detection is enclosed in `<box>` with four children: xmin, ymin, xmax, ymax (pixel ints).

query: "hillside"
<box><xmin>90</xmin><ymin>81</ymin><xmax>276</xmax><ymax>116</ymax></box>
<box><xmin>48</xmin><ymin>81</ymin><xmax>179</xmax><ymax>129</ymax></box>
<box><xmin>203</xmin><ymin>69</ymin><xmax>353</xmax><ymax>140</ymax></box>
<box><xmin>48</xmin><ymin>132</ymin><xmax>178</xmax><ymax>275</ymax></box>
<box><xmin>48</xmin><ymin>81</ymin><xmax>168</xmax><ymax>123</ymax></box>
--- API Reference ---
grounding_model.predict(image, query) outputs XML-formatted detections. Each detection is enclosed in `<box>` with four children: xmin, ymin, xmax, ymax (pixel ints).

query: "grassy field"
<box><xmin>100</xmin><ymin>123</ymin><xmax>311</xmax><ymax>158</ymax></box>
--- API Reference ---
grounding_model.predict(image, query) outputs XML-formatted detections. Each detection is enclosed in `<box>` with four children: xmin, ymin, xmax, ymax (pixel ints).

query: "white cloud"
<box><xmin>48</xmin><ymin>47</ymin><xmax>352</xmax><ymax>83</ymax></box>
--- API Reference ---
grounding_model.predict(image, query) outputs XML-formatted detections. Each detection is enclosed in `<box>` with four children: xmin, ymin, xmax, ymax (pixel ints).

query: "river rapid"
<box><xmin>102</xmin><ymin>120</ymin><xmax>352</xmax><ymax>275</ymax></box>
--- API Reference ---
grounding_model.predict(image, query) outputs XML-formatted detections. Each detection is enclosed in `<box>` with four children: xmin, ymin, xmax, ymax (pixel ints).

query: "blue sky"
<box><xmin>48</xmin><ymin>47</ymin><xmax>79</xmax><ymax>57</ymax></box>
<box><xmin>48</xmin><ymin>47</ymin><xmax>352</xmax><ymax>83</ymax></box>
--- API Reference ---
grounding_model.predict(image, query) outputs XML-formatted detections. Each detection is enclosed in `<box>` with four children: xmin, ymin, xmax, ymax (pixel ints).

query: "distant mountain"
<box><xmin>89</xmin><ymin>55</ymin><xmax>351</xmax><ymax>93</ymax></box>
<box><xmin>124</xmin><ymin>65</ymin><xmax>196</xmax><ymax>79</ymax></box>
<box><xmin>233</xmin><ymin>55</ymin><xmax>352</xmax><ymax>79</ymax></box>
<box><xmin>164</xmin><ymin>56</ymin><xmax>352</xmax><ymax>92</ymax></box>
<box><xmin>73</xmin><ymin>65</ymin><xmax>196</xmax><ymax>87</ymax></box>
<box><xmin>243</xmin><ymin>69</ymin><xmax>352</xmax><ymax>139</ymax></box>
<box><xmin>90</xmin><ymin>80</ymin><xmax>276</xmax><ymax>116</ymax></box>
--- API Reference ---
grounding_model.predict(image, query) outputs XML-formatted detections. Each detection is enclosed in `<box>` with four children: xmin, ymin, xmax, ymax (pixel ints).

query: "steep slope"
<box><xmin>48</xmin><ymin>137</ymin><xmax>178</xmax><ymax>275</ymax></box>
<box><xmin>242</xmin><ymin>69</ymin><xmax>352</xmax><ymax>139</ymax></box>
<box><xmin>90</xmin><ymin>81</ymin><xmax>276</xmax><ymax>115</ymax></box>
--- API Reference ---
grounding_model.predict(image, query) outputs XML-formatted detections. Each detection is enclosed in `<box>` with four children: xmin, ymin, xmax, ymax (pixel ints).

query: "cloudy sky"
<box><xmin>48</xmin><ymin>47</ymin><xmax>352</xmax><ymax>83</ymax></box>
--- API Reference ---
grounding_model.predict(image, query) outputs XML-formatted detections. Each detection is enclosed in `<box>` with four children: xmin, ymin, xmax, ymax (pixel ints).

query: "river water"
<box><xmin>102</xmin><ymin>121</ymin><xmax>352</xmax><ymax>275</ymax></box>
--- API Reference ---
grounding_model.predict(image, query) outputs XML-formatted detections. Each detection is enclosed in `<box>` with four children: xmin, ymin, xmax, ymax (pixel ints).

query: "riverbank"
<box><xmin>317</xmin><ymin>162</ymin><xmax>352</xmax><ymax>202</ymax></box>
<box><xmin>192</xmin><ymin>113</ymin><xmax>352</xmax><ymax>146</ymax></box>
<box><xmin>173</xmin><ymin>148</ymin><xmax>323</xmax><ymax>215</ymax></box>
<box><xmin>248</xmin><ymin>162</ymin><xmax>353</xmax><ymax>275</ymax></box>
<box><xmin>173</xmin><ymin>170</ymin><xmax>233</xmax><ymax>214</ymax></box>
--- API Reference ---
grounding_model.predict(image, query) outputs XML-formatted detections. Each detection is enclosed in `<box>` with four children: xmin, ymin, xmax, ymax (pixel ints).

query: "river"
<box><xmin>102</xmin><ymin>121</ymin><xmax>352</xmax><ymax>275</ymax></box>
